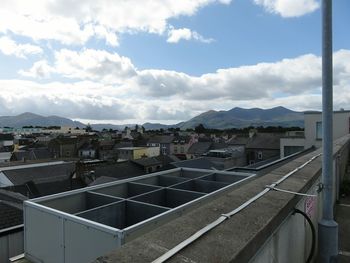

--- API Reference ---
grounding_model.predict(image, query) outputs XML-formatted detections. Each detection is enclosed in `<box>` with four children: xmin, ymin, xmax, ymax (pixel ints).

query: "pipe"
<box><xmin>318</xmin><ymin>0</ymin><xmax>338</xmax><ymax>262</ymax></box>
<box><xmin>293</xmin><ymin>209</ymin><xmax>316</xmax><ymax>263</ymax></box>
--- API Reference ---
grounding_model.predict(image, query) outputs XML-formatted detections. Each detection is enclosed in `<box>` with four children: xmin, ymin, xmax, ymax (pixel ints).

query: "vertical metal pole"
<box><xmin>318</xmin><ymin>0</ymin><xmax>338</xmax><ymax>262</ymax></box>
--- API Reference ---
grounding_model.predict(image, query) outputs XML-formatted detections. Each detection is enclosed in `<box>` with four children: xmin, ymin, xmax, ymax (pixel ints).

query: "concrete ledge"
<box><xmin>93</xmin><ymin>135</ymin><xmax>350</xmax><ymax>263</ymax></box>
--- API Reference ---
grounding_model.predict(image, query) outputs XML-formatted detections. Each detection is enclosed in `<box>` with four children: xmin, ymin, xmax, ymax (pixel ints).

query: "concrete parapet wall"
<box><xmin>94</xmin><ymin>135</ymin><xmax>350</xmax><ymax>263</ymax></box>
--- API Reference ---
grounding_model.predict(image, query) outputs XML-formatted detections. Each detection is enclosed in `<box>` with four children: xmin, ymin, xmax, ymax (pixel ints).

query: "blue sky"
<box><xmin>0</xmin><ymin>0</ymin><xmax>349</xmax><ymax>124</ymax></box>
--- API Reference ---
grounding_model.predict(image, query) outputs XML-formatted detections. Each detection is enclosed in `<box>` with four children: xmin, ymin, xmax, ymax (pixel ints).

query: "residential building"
<box><xmin>98</xmin><ymin>140</ymin><xmax>117</xmax><ymax>161</ymax></box>
<box><xmin>0</xmin><ymin>152</ymin><xmax>12</xmax><ymax>163</ymax></box>
<box><xmin>11</xmin><ymin>148</ymin><xmax>53</xmax><ymax>162</ymax></box>
<box><xmin>280</xmin><ymin>110</ymin><xmax>350</xmax><ymax>157</ymax></box>
<box><xmin>132</xmin><ymin>157</ymin><xmax>163</xmax><ymax>173</ymax></box>
<box><xmin>147</xmin><ymin>135</ymin><xmax>174</xmax><ymax>155</ymax></box>
<box><xmin>245</xmin><ymin>131</ymin><xmax>282</xmax><ymax>164</ymax></box>
<box><xmin>45</xmin><ymin>126</ymin><xmax>87</xmax><ymax>135</ymax></box>
<box><xmin>0</xmin><ymin>134</ymin><xmax>14</xmax><ymax>150</ymax></box>
<box><xmin>117</xmin><ymin>146</ymin><xmax>160</xmax><ymax>161</ymax></box>
<box><xmin>186</xmin><ymin>141</ymin><xmax>212</xmax><ymax>159</ymax></box>
<box><xmin>171</xmin><ymin>135</ymin><xmax>197</xmax><ymax>159</ymax></box>
<box><xmin>0</xmin><ymin>161</ymin><xmax>75</xmax><ymax>189</ymax></box>
<box><xmin>78</xmin><ymin>143</ymin><xmax>97</xmax><ymax>159</ymax></box>
<box><xmin>48</xmin><ymin>137</ymin><xmax>86</xmax><ymax>158</ymax></box>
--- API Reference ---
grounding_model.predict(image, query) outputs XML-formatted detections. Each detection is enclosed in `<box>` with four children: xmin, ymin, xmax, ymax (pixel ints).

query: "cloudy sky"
<box><xmin>0</xmin><ymin>0</ymin><xmax>349</xmax><ymax>124</ymax></box>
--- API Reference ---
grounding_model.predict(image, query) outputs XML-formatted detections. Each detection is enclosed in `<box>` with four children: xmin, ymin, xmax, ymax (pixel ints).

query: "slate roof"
<box><xmin>172</xmin><ymin>136</ymin><xmax>191</xmax><ymax>143</ymax></box>
<box><xmin>245</xmin><ymin>133</ymin><xmax>283</xmax><ymax>150</ymax></box>
<box><xmin>0</xmin><ymin>134</ymin><xmax>14</xmax><ymax>141</ymax></box>
<box><xmin>187</xmin><ymin>142</ymin><xmax>213</xmax><ymax>155</ymax></box>
<box><xmin>94</xmin><ymin>161</ymin><xmax>145</xmax><ymax>181</ymax></box>
<box><xmin>5</xmin><ymin>178</ymin><xmax>86</xmax><ymax>199</ymax></box>
<box><xmin>0</xmin><ymin>201</ymin><xmax>23</xmax><ymax>230</ymax></box>
<box><xmin>89</xmin><ymin>176</ymin><xmax>118</xmax><ymax>186</ymax></box>
<box><xmin>114</xmin><ymin>141</ymin><xmax>133</xmax><ymax>149</ymax></box>
<box><xmin>172</xmin><ymin>157</ymin><xmax>221</xmax><ymax>170</ymax></box>
<box><xmin>3</xmin><ymin>162</ymin><xmax>75</xmax><ymax>185</ymax></box>
<box><xmin>0</xmin><ymin>189</ymin><xmax>27</xmax><ymax>205</ymax></box>
<box><xmin>148</xmin><ymin>135</ymin><xmax>174</xmax><ymax>144</ymax></box>
<box><xmin>227</xmin><ymin>135</ymin><xmax>250</xmax><ymax>146</ymax></box>
<box><xmin>31</xmin><ymin>148</ymin><xmax>53</xmax><ymax>159</ymax></box>
<box><xmin>11</xmin><ymin>151</ymin><xmax>31</xmax><ymax>161</ymax></box>
<box><xmin>50</xmin><ymin>137</ymin><xmax>79</xmax><ymax>145</ymax></box>
<box><xmin>132</xmin><ymin>157</ymin><xmax>162</xmax><ymax>167</ymax></box>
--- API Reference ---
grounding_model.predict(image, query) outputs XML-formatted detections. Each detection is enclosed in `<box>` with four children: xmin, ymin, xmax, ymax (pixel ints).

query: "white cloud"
<box><xmin>167</xmin><ymin>27</ymin><xmax>214</xmax><ymax>43</ymax></box>
<box><xmin>0</xmin><ymin>36</ymin><xmax>42</xmax><ymax>58</ymax></box>
<box><xmin>254</xmin><ymin>0</ymin><xmax>320</xmax><ymax>17</ymax></box>
<box><xmin>135</xmin><ymin>53</ymin><xmax>323</xmax><ymax>100</ymax></box>
<box><xmin>19</xmin><ymin>60</ymin><xmax>54</xmax><ymax>78</ymax></box>
<box><xmin>0</xmin><ymin>0</ymin><xmax>231</xmax><ymax>46</ymax></box>
<box><xmin>20</xmin><ymin>49</ymin><xmax>137</xmax><ymax>83</ymax></box>
<box><xmin>53</xmin><ymin>49</ymin><xmax>137</xmax><ymax>83</ymax></box>
<box><xmin>12</xmin><ymin>49</ymin><xmax>350</xmax><ymax>123</ymax></box>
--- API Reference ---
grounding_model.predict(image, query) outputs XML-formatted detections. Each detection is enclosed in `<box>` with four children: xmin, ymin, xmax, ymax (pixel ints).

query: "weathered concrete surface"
<box><xmin>93</xmin><ymin>136</ymin><xmax>350</xmax><ymax>263</ymax></box>
<box><xmin>336</xmin><ymin>196</ymin><xmax>350</xmax><ymax>263</ymax></box>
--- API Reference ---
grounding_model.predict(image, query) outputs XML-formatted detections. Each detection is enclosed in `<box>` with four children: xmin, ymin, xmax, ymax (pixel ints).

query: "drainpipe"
<box><xmin>318</xmin><ymin>0</ymin><xmax>338</xmax><ymax>262</ymax></box>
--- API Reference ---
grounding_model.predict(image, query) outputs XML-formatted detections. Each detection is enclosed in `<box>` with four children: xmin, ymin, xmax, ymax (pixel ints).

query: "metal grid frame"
<box><xmin>24</xmin><ymin>167</ymin><xmax>255</xmax><ymax>263</ymax></box>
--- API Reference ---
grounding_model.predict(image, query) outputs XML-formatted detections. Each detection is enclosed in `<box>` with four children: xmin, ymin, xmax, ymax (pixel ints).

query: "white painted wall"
<box><xmin>304</xmin><ymin>111</ymin><xmax>350</xmax><ymax>148</ymax></box>
<box><xmin>250</xmin><ymin>179</ymin><xmax>321</xmax><ymax>263</ymax></box>
<box><xmin>280</xmin><ymin>138</ymin><xmax>306</xmax><ymax>158</ymax></box>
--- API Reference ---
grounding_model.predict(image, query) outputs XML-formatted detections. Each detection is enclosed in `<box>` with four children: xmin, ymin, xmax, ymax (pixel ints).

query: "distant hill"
<box><xmin>177</xmin><ymin>106</ymin><xmax>304</xmax><ymax>129</ymax></box>
<box><xmin>0</xmin><ymin>112</ymin><xmax>86</xmax><ymax>128</ymax></box>
<box><xmin>142</xmin><ymin>122</ymin><xmax>184</xmax><ymax>130</ymax></box>
<box><xmin>0</xmin><ymin>107</ymin><xmax>304</xmax><ymax>131</ymax></box>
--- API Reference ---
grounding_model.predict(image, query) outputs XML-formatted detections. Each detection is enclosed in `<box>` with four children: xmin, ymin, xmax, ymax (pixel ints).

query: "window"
<box><xmin>257</xmin><ymin>151</ymin><xmax>263</xmax><ymax>160</ymax></box>
<box><xmin>174</xmin><ymin>147</ymin><xmax>177</xmax><ymax>153</ymax></box>
<box><xmin>180</xmin><ymin>147</ymin><xmax>184</xmax><ymax>153</ymax></box>
<box><xmin>316</xmin><ymin>121</ymin><xmax>322</xmax><ymax>140</ymax></box>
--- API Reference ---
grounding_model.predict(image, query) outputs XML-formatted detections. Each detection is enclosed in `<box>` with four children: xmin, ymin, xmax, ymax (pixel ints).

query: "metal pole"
<box><xmin>318</xmin><ymin>0</ymin><xmax>338</xmax><ymax>262</ymax></box>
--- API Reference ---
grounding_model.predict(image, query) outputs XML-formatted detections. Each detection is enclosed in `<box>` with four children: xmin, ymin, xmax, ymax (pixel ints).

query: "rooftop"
<box><xmin>2</xmin><ymin>161</ymin><xmax>75</xmax><ymax>185</ymax></box>
<box><xmin>0</xmin><ymin>201</ymin><xmax>23</xmax><ymax>230</ymax></box>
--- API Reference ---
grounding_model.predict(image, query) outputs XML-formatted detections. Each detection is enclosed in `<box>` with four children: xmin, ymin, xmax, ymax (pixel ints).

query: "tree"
<box><xmin>86</xmin><ymin>123</ymin><xmax>93</xmax><ymax>132</ymax></box>
<box><xmin>195</xmin><ymin>124</ymin><xmax>206</xmax><ymax>133</ymax></box>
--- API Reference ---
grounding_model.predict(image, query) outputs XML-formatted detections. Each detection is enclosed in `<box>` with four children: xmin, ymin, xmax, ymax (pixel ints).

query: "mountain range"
<box><xmin>0</xmin><ymin>107</ymin><xmax>304</xmax><ymax>131</ymax></box>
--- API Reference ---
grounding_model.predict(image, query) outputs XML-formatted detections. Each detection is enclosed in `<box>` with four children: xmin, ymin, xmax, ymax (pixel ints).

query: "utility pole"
<box><xmin>318</xmin><ymin>0</ymin><xmax>338</xmax><ymax>262</ymax></box>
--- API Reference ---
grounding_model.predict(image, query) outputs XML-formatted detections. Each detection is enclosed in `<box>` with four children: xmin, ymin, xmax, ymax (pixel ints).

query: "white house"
<box><xmin>280</xmin><ymin>110</ymin><xmax>350</xmax><ymax>157</ymax></box>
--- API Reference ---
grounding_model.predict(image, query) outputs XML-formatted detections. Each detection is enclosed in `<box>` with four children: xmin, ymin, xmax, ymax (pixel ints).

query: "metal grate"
<box><xmin>24</xmin><ymin>167</ymin><xmax>254</xmax><ymax>263</ymax></box>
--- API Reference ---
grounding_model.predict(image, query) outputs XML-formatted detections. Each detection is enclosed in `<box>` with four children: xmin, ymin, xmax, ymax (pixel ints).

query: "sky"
<box><xmin>0</xmin><ymin>0</ymin><xmax>349</xmax><ymax>125</ymax></box>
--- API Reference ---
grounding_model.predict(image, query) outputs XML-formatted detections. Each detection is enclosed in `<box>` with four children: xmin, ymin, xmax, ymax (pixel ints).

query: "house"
<box><xmin>205</xmin><ymin>146</ymin><xmax>246</xmax><ymax>169</ymax></box>
<box><xmin>117</xmin><ymin>146</ymin><xmax>160</xmax><ymax>161</ymax></box>
<box><xmin>78</xmin><ymin>142</ymin><xmax>97</xmax><ymax>159</ymax></box>
<box><xmin>147</xmin><ymin>135</ymin><xmax>174</xmax><ymax>155</ymax></box>
<box><xmin>48</xmin><ymin>137</ymin><xmax>85</xmax><ymax>158</ymax></box>
<box><xmin>11</xmin><ymin>148</ymin><xmax>53</xmax><ymax>162</ymax></box>
<box><xmin>0</xmin><ymin>152</ymin><xmax>12</xmax><ymax>163</ymax></box>
<box><xmin>245</xmin><ymin>131</ymin><xmax>282</xmax><ymax>164</ymax></box>
<box><xmin>98</xmin><ymin>140</ymin><xmax>117</xmax><ymax>160</ymax></box>
<box><xmin>172</xmin><ymin>157</ymin><xmax>221</xmax><ymax>170</ymax></box>
<box><xmin>0</xmin><ymin>161</ymin><xmax>75</xmax><ymax>188</ymax></box>
<box><xmin>186</xmin><ymin>141</ymin><xmax>213</xmax><ymax>159</ymax></box>
<box><xmin>45</xmin><ymin>126</ymin><xmax>87</xmax><ymax>135</ymax></box>
<box><xmin>280</xmin><ymin>110</ymin><xmax>350</xmax><ymax>157</ymax></box>
<box><xmin>171</xmin><ymin>135</ymin><xmax>198</xmax><ymax>160</ymax></box>
<box><xmin>227</xmin><ymin>134</ymin><xmax>250</xmax><ymax>147</ymax></box>
<box><xmin>132</xmin><ymin>157</ymin><xmax>163</xmax><ymax>173</ymax></box>
<box><xmin>0</xmin><ymin>134</ymin><xmax>14</xmax><ymax>151</ymax></box>
<box><xmin>92</xmin><ymin>161</ymin><xmax>146</xmax><ymax>181</ymax></box>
